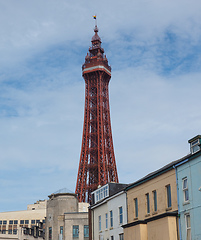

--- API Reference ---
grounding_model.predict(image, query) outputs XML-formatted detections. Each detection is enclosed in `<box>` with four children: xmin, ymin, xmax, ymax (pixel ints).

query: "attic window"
<box><xmin>190</xmin><ymin>139</ymin><xmax>200</xmax><ymax>153</ymax></box>
<box><xmin>94</xmin><ymin>185</ymin><xmax>109</xmax><ymax>203</ymax></box>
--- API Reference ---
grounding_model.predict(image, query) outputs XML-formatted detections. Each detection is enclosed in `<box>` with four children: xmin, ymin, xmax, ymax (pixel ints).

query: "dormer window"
<box><xmin>94</xmin><ymin>184</ymin><xmax>109</xmax><ymax>203</ymax></box>
<box><xmin>188</xmin><ymin>135</ymin><xmax>201</xmax><ymax>154</ymax></box>
<box><xmin>191</xmin><ymin>140</ymin><xmax>199</xmax><ymax>153</ymax></box>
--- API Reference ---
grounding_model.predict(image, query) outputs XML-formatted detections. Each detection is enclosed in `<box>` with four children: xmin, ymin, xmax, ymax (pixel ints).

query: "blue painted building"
<box><xmin>175</xmin><ymin>135</ymin><xmax>201</xmax><ymax>240</ymax></box>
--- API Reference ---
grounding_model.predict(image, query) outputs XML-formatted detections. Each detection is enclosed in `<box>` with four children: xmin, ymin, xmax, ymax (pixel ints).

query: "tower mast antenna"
<box><xmin>93</xmin><ymin>15</ymin><xmax>97</xmax><ymax>26</ymax></box>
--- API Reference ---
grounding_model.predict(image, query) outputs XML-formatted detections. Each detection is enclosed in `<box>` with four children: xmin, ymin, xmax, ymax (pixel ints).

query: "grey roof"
<box><xmin>126</xmin><ymin>152</ymin><xmax>193</xmax><ymax>191</ymax></box>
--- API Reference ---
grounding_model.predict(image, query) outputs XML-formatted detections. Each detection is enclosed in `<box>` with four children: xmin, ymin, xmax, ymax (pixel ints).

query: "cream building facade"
<box><xmin>123</xmin><ymin>160</ymin><xmax>184</xmax><ymax>240</ymax></box>
<box><xmin>0</xmin><ymin>200</ymin><xmax>46</xmax><ymax>239</ymax></box>
<box><xmin>0</xmin><ymin>227</ymin><xmax>43</xmax><ymax>240</ymax></box>
<box><xmin>0</xmin><ymin>200</ymin><xmax>46</xmax><ymax>236</ymax></box>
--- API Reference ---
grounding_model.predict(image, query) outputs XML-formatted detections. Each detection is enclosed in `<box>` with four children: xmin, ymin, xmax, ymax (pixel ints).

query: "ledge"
<box><xmin>122</xmin><ymin>211</ymin><xmax>178</xmax><ymax>228</ymax></box>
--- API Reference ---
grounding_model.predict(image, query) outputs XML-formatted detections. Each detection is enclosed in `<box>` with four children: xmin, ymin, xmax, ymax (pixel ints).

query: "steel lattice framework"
<box><xmin>75</xmin><ymin>26</ymin><xmax>119</xmax><ymax>203</ymax></box>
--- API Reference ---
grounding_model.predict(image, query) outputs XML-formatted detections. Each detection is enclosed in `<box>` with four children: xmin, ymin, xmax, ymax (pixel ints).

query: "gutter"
<box><xmin>173</xmin><ymin>157</ymin><xmax>190</xmax><ymax>240</ymax></box>
<box><xmin>174</xmin><ymin>158</ymin><xmax>189</xmax><ymax>168</ymax></box>
<box><xmin>126</xmin><ymin>166</ymin><xmax>173</xmax><ymax>191</ymax></box>
<box><xmin>173</xmin><ymin>164</ymin><xmax>182</xmax><ymax>240</ymax></box>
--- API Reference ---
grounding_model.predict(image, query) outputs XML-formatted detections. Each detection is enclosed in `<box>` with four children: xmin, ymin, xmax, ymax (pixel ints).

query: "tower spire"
<box><xmin>75</xmin><ymin>26</ymin><xmax>119</xmax><ymax>203</ymax></box>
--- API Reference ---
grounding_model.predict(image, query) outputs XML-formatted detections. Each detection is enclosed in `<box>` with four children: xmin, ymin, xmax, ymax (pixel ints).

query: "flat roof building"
<box><xmin>0</xmin><ymin>200</ymin><xmax>46</xmax><ymax>239</ymax></box>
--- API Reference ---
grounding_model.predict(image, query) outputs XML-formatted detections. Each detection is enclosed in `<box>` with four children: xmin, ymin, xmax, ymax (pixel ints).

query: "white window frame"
<box><xmin>94</xmin><ymin>185</ymin><xmax>109</xmax><ymax>203</ymax></box>
<box><xmin>105</xmin><ymin>213</ymin><xmax>108</xmax><ymax>229</ymax></box>
<box><xmin>98</xmin><ymin>215</ymin><xmax>101</xmax><ymax>231</ymax></box>
<box><xmin>183</xmin><ymin>178</ymin><xmax>189</xmax><ymax>202</ymax></box>
<box><xmin>110</xmin><ymin>210</ymin><xmax>113</xmax><ymax>228</ymax></box>
<box><xmin>190</xmin><ymin>139</ymin><xmax>200</xmax><ymax>153</ymax></box>
<box><xmin>119</xmin><ymin>206</ymin><xmax>123</xmax><ymax>224</ymax></box>
<box><xmin>185</xmin><ymin>213</ymin><xmax>191</xmax><ymax>240</ymax></box>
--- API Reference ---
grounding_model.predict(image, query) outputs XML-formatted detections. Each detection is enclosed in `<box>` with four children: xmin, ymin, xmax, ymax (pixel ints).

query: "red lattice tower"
<box><xmin>75</xmin><ymin>25</ymin><xmax>119</xmax><ymax>203</ymax></box>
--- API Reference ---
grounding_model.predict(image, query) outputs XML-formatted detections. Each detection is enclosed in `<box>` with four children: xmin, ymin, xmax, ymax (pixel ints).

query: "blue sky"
<box><xmin>0</xmin><ymin>0</ymin><xmax>201</xmax><ymax>212</ymax></box>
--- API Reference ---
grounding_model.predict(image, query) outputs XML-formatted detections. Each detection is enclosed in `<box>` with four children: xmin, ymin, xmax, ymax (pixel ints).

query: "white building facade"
<box><xmin>90</xmin><ymin>183</ymin><xmax>127</xmax><ymax>240</ymax></box>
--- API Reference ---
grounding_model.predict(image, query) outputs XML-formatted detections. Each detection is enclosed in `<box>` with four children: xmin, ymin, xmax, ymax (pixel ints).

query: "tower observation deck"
<box><xmin>75</xmin><ymin>26</ymin><xmax>119</xmax><ymax>203</ymax></box>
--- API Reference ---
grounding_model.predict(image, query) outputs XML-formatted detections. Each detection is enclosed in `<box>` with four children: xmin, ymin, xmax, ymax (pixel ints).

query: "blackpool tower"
<box><xmin>75</xmin><ymin>25</ymin><xmax>119</xmax><ymax>203</ymax></box>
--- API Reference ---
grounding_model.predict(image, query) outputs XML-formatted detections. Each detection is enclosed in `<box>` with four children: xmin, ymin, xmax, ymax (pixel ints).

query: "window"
<box><xmin>104</xmin><ymin>185</ymin><xmax>108</xmax><ymax>198</ymax></box>
<box><xmin>36</xmin><ymin>220</ymin><xmax>40</xmax><ymax>223</ymax></box>
<box><xmin>20</xmin><ymin>220</ymin><xmax>24</xmax><ymax>224</ymax></box>
<box><xmin>185</xmin><ymin>214</ymin><xmax>191</xmax><ymax>240</ymax></box>
<box><xmin>153</xmin><ymin>190</ymin><xmax>157</xmax><ymax>212</ymax></box>
<box><xmin>8</xmin><ymin>229</ymin><xmax>12</xmax><ymax>234</ymax></box>
<box><xmin>29</xmin><ymin>228</ymin><xmax>33</xmax><ymax>235</ymax></box>
<box><xmin>0</xmin><ymin>221</ymin><xmax>2</xmax><ymax>225</ymax></box>
<box><xmin>166</xmin><ymin>184</ymin><xmax>172</xmax><ymax>208</ymax></box>
<box><xmin>190</xmin><ymin>139</ymin><xmax>200</xmax><ymax>153</ymax></box>
<box><xmin>99</xmin><ymin>216</ymin><xmax>101</xmax><ymax>231</ymax></box>
<box><xmin>14</xmin><ymin>220</ymin><xmax>18</xmax><ymax>224</ymax></box>
<box><xmin>105</xmin><ymin>213</ymin><xmax>108</xmax><ymax>229</ymax></box>
<box><xmin>34</xmin><ymin>226</ymin><xmax>38</xmax><ymax>238</ymax></box>
<box><xmin>9</xmin><ymin>220</ymin><xmax>13</xmax><ymax>225</ymax></box>
<box><xmin>119</xmin><ymin>233</ymin><xmax>124</xmax><ymax>240</ymax></box>
<box><xmin>43</xmin><ymin>219</ymin><xmax>45</xmax><ymax>223</ymax></box>
<box><xmin>13</xmin><ymin>226</ymin><xmax>17</xmax><ymax>235</ymax></box>
<box><xmin>73</xmin><ymin>225</ymin><xmax>79</xmax><ymax>238</ymax></box>
<box><xmin>146</xmin><ymin>193</ymin><xmax>150</xmax><ymax>214</ymax></box>
<box><xmin>49</xmin><ymin>227</ymin><xmax>52</xmax><ymax>240</ymax></box>
<box><xmin>25</xmin><ymin>220</ymin><xmax>29</xmax><ymax>224</ymax></box>
<box><xmin>110</xmin><ymin>210</ymin><xmax>113</xmax><ymax>228</ymax></box>
<box><xmin>95</xmin><ymin>185</ymin><xmax>109</xmax><ymax>203</ymax></box>
<box><xmin>119</xmin><ymin>206</ymin><xmax>123</xmax><ymax>224</ymax></box>
<box><xmin>134</xmin><ymin>198</ymin><xmax>138</xmax><ymax>218</ymax></box>
<box><xmin>183</xmin><ymin>178</ymin><xmax>189</xmax><ymax>202</ymax></box>
<box><xmin>3</xmin><ymin>220</ymin><xmax>7</xmax><ymax>225</ymax></box>
<box><xmin>84</xmin><ymin>225</ymin><xmax>89</xmax><ymax>238</ymax></box>
<box><xmin>31</xmin><ymin>220</ymin><xmax>36</xmax><ymax>224</ymax></box>
<box><xmin>96</xmin><ymin>192</ymin><xmax>98</xmax><ymax>202</ymax></box>
<box><xmin>111</xmin><ymin>236</ymin><xmax>114</xmax><ymax>240</ymax></box>
<box><xmin>60</xmin><ymin>226</ymin><xmax>63</xmax><ymax>240</ymax></box>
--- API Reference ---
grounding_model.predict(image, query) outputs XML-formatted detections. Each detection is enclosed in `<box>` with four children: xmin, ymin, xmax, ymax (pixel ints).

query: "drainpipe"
<box><xmin>89</xmin><ymin>207</ymin><xmax>92</xmax><ymax>240</ymax></box>
<box><xmin>125</xmin><ymin>190</ymin><xmax>128</xmax><ymax>224</ymax></box>
<box><xmin>173</xmin><ymin>165</ymin><xmax>182</xmax><ymax>240</ymax></box>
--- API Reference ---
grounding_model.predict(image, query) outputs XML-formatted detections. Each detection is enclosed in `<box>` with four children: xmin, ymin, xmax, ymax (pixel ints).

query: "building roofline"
<box><xmin>48</xmin><ymin>192</ymin><xmax>77</xmax><ymax>199</ymax></box>
<box><xmin>125</xmin><ymin>152</ymin><xmax>195</xmax><ymax>191</ymax></box>
<box><xmin>89</xmin><ymin>189</ymin><xmax>126</xmax><ymax>209</ymax></box>
<box><xmin>188</xmin><ymin>135</ymin><xmax>201</xmax><ymax>143</ymax></box>
<box><xmin>64</xmin><ymin>212</ymin><xmax>88</xmax><ymax>215</ymax></box>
